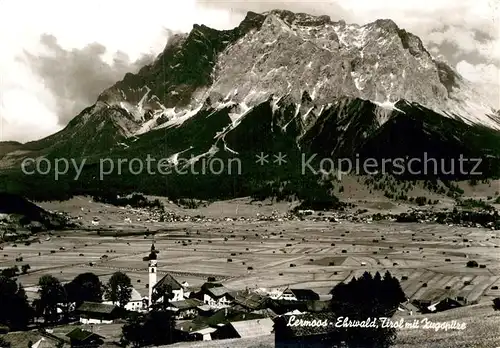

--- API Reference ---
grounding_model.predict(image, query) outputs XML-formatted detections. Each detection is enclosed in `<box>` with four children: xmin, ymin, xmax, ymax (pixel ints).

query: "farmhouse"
<box><xmin>176</xmin><ymin>321</ymin><xmax>217</xmax><ymax>341</ymax></box>
<box><xmin>267</xmin><ymin>299</ymin><xmax>309</xmax><ymax>315</ymax></box>
<box><xmin>103</xmin><ymin>287</ymin><xmax>144</xmax><ymax>312</ymax></box>
<box><xmin>413</xmin><ymin>288</ymin><xmax>463</xmax><ymax>313</ymax></box>
<box><xmin>168</xmin><ymin>298</ymin><xmax>204</xmax><ymax>319</ymax></box>
<box><xmin>212</xmin><ymin>317</ymin><xmax>274</xmax><ymax>340</ymax></box>
<box><xmin>232</xmin><ymin>292</ymin><xmax>269</xmax><ymax>312</ymax></box>
<box><xmin>259</xmin><ymin>287</ymin><xmax>287</xmax><ymax>300</ymax></box>
<box><xmin>76</xmin><ymin>301</ymin><xmax>120</xmax><ymax>324</ymax></box>
<box><xmin>273</xmin><ymin>287</ymin><xmax>320</xmax><ymax>301</ymax></box>
<box><xmin>287</xmin><ymin>289</ymin><xmax>320</xmax><ymax>301</ymax></box>
<box><xmin>190</xmin><ymin>327</ymin><xmax>217</xmax><ymax>341</ymax></box>
<box><xmin>198</xmin><ymin>283</ymin><xmax>234</xmax><ymax>309</ymax></box>
<box><xmin>395</xmin><ymin>301</ymin><xmax>420</xmax><ymax>316</ymax></box>
<box><xmin>66</xmin><ymin>328</ymin><xmax>105</xmax><ymax>348</ymax></box>
<box><xmin>204</xmin><ymin>307</ymin><xmax>266</xmax><ymax>327</ymax></box>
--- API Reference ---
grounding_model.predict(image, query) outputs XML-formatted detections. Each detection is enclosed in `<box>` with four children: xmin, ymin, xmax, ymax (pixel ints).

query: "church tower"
<box><xmin>148</xmin><ymin>242</ymin><xmax>157</xmax><ymax>309</ymax></box>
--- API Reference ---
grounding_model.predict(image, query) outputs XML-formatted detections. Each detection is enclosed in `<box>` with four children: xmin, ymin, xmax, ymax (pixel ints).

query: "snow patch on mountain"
<box><xmin>155</xmin><ymin>104</ymin><xmax>204</xmax><ymax>130</ymax></box>
<box><xmin>186</xmin><ymin>145</ymin><xmax>219</xmax><ymax>166</ymax></box>
<box><xmin>374</xmin><ymin>100</ymin><xmax>404</xmax><ymax>126</ymax></box>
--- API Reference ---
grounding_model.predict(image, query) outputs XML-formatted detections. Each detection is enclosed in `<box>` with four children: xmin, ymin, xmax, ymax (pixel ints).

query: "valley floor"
<box><xmin>1</xmin><ymin>197</ymin><xmax>499</xmax><ymax>347</ymax></box>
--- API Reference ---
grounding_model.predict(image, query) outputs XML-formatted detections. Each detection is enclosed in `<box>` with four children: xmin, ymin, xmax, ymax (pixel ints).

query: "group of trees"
<box><xmin>0</xmin><ymin>271</ymin><xmax>133</xmax><ymax>330</ymax></box>
<box><xmin>121</xmin><ymin>280</ymin><xmax>177</xmax><ymax>347</ymax></box>
<box><xmin>328</xmin><ymin>271</ymin><xmax>407</xmax><ymax>348</ymax></box>
<box><xmin>0</xmin><ymin>276</ymin><xmax>33</xmax><ymax>330</ymax></box>
<box><xmin>122</xmin><ymin>311</ymin><xmax>177</xmax><ymax>347</ymax></box>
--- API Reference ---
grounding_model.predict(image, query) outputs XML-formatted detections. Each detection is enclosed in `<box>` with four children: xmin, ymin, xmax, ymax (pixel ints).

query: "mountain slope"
<box><xmin>6</xmin><ymin>9</ymin><xmax>497</xmax><ymax>159</ymax></box>
<box><xmin>1</xmin><ymin>9</ymin><xmax>499</xmax><ymax>201</ymax></box>
<box><xmin>0</xmin><ymin>192</ymin><xmax>69</xmax><ymax>232</ymax></box>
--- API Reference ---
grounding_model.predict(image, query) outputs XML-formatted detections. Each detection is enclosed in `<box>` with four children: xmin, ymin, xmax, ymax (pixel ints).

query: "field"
<box><xmin>2</xmin><ymin>197</ymin><xmax>500</xmax><ymax>347</ymax></box>
<box><xmin>1</xmin><ymin>198</ymin><xmax>499</xmax><ymax>304</ymax></box>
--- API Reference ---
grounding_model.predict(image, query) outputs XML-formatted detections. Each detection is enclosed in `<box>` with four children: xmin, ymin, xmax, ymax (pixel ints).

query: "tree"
<box><xmin>65</xmin><ymin>272</ymin><xmax>103</xmax><ymax>307</ymax></box>
<box><xmin>0</xmin><ymin>337</ymin><xmax>11</xmax><ymax>348</ymax></box>
<box><xmin>21</xmin><ymin>264</ymin><xmax>31</xmax><ymax>274</ymax></box>
<box><xmin>151</xmin><ymin>283</ymin><xmax>175</xmax><ymax>311</ymax></box>
<box><xmin>38</xmin><ymin>275</ymin><xmax>68</xmax><ymax>323</ymax></box>
<box><xmin>329</xmin><ymin>271</ymin><xmax>405</xmax><ymax>347</ymax></box>
<box><xmin>105</xmin><ymin>272</ymin><xmax>132</xmax><ymax>308</ymax></box>
<box><xmin>121</xmin><ymin>315</ymin><xmax>145</xmax><ymax>348</ymax></box>
<box><xmin>1</xmin><ymin>266</ymin><xmax>19</xmax><ymax>278</ymax></box>
<box><xmin>466</xmin><ymin>260</ymin><xmax>479</xmax><ymax>268</ymax></box>
<box><xmin>493</xmin><ymin>298</ymin><xmax>500</xmax><ymax>311</ymax></box>
<box><xmin>0</xmin><ymin>276</ymin><xmax>33</xmax><ymax>330</ymax></box>
<box><xmin>122</xmin><ymin>311</ymin><xmax>176</xmax><ymax>347</ymax></box>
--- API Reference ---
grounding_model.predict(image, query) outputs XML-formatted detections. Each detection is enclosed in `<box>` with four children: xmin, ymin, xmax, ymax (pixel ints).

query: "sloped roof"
<box><xmin>154</xmin><ymin>273</ymin><xmax>183</xmax><ymax>291</ymax></box>
<box><xmin>194</xmin><ymin>327</ymin><xmax>217</xmax><ymax>335</ymax></box>
<box><xmin>268</xmin><ymin>299</ymin><xmax>308</xmax><ymax>314</ymax></box>
<box><xmin>206</xmin><ymin>286</ymin><xmax>232</xmax><ymax>298</ymax></box>
<box><xmin>176</xmin><ymin>320</ymin><xmax>210</xmax><ymax>333</ymax></box>
<box><xmin>31</xmin><ymin>338</ymin><xmax>57</xmax><ymax>348</ymax></box>
<box><xmin>289</xmin><ymin>289</ymin><xmax>320</xmax><ymax>300</ymax></box>
<box><xmin>170</xmin><ymin>298</ymin><xmax>204</xmax><ymax>310</ymax></box>
<box><xmin>66</xmin><ymin>328</ymin><xmax>105</xmax><ymax>341</ymax></box>
<box><xmin>205</xmin><ymin>308</ymin><xmax>265</xmax><ymax>327</ymax></box>
<box><xmin>229</xmin><ymin>318</ymin><xmax>274</xmax><ymax>338</ymax></box>
<box><xmin>130</xmin><ymin>288</ymin><xmax>143</xmax><ymax>302</ymax></box>
<box><xmin>233</xmin><ymin>292</ymin><xmax>269</xmax><ymax>310</ymax></box>
<box><xmin>76</xmin><ymin>301</ymin><xmax>118</xmax><ymax>314</ymax></box>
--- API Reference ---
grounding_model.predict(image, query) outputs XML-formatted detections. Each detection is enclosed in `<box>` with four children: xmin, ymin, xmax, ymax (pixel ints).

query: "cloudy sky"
<box><xmin>0</xmin><ymin>0</ymin><xmax>498</xmax><ymax>142</ymax></box>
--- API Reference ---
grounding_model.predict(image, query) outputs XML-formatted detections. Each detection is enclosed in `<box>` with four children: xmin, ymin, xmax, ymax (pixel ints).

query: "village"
<box><xmin>0</xmin><ymin>240</ymin><xmax>470</xmax><ymax>348</ymax></box>
<box><xmin>1</xmin><ymin>196</ymin><xmax>500</xmax><ymax>347</ymax></box>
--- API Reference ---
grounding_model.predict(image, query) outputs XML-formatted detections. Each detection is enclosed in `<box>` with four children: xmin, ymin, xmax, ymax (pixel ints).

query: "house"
<box><xmin>278</xmin><ymin>288</ymin><xmax>320</xmax><ymax>301</ymax></box>
<box><xmin>199</xmin><ymin>283</ymin><xmax>234</xmax><ymax>308</ymax></box>
<box><xmin>394</xmin><ymin>301</ymin><xmax>421</xmax><ymax>317</ymax></box>
<box><xmin>153</xmin><ymin>273</ymin><xmax>185</xmax><ymax>303</ymax></box>
<box><xmin>267</xmin><ymin>299</ymin><xmax>309</xmax><ymax>315</ymax></box>
<box><xmin>274</xmin><ymin>312</ymin><xmax>336</xmax><ymax>348</ymax></box>
<box><xmin>76</xmin><ymin>301</ymin><xmax>120</xmax><ymax>324</ymax></box>
<box><xmin>428</xmin><ymin>297</ymin><xmax>463</xmax><ymax>312</ymax></box>
<box><xmin>176</xmin><ymin>321</ymin><xmax>217</xmax><ymax>341</ymax></box>
<box><xmin>258</xmin><ymin>287</ymin><xmax>287</xmax><ymax>300</ymax></box>
<box><xmin>176</xmin><ymin>307</ymin><xmax>267</xmax><ymax>342</ymax></box>
<box><xmin>191</xmin><ymin>327</ymin><xmax>217</xmax><ymax>341</ymax></box>
<box><xmin>168</xmin><ymin>299</ymin><xmax>204</xmax><ymax>319</ymax></box>
<box><xmin>204</xmin><ymin>307</ymin><xmax>266</xmax><ymax>327</ymax></box>
<box><xmin>195</xmin><ymin>304</ymin><xmax>214</xmax><ymax>317</ymax></box>
<box><xmin>232</xmin><ymin>292</ymin><xmax>269</xmax><ymax>312</ymax></box>
<box><xmin>103</xmin><ymin>287</ymin><xmax>144</xmax><ymax>312</ymax></box>
<box><xmin>212</xmin><ymin>317</ymin><xmax>274</xmax><ymax>340</ymax></box>
<box><xmin>66</xmin><ymin>328</ymin><xmax>105</xmax><ymax>348</ymax></box>
<box><xmin>413</xmin><ymin>288</ymin><xmax>462</xmax><ymax>313</ymax></box>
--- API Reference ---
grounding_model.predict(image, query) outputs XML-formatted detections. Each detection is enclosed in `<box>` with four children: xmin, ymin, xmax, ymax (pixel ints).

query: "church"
<box><xmin>147</xmin><ymin>242</ymin><xmax>186</xmax><ymax>310</ymax></box>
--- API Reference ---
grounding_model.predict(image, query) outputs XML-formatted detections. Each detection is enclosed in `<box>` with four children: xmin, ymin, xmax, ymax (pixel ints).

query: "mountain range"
<box><xmin>1</xmin><ymin>9</ymin><xmax>499</xmax><ymax>202</ymax></box>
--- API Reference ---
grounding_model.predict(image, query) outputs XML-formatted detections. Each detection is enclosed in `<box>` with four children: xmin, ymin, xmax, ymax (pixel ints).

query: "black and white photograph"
<box><xmin>0</xmin><ymin>0</ymin><xmax>499</xmax><ymax>347</ymax></box>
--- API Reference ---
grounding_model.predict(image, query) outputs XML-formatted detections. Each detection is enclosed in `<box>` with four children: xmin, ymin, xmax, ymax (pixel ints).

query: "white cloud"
<box><xmin>456</xmin><ymin>61</ymin><xmax>500</xmax><ymax>109</ymax></box>
<box><xmin>0</xmin><ymin>0</ymin><xmax>241</xmax><ymax>142</ymax></box>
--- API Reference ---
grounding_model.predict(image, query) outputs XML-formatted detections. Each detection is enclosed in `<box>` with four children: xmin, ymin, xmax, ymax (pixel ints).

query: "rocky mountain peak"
<box><xmin>43</xmin><ymin>8</ymin><xmax>500</xmax><ymax>151</ymax></box>
<box><xmin>263</xmin><ymin>9</ymin><xmax>332</xmax><ymax>27</ymax></box>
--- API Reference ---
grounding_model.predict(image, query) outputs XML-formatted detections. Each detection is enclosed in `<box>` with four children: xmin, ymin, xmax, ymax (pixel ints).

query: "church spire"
<box><xmin>149</xmin><ymin>240</ymin><xmax>157</xmax><ymax>260</ymax></box>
